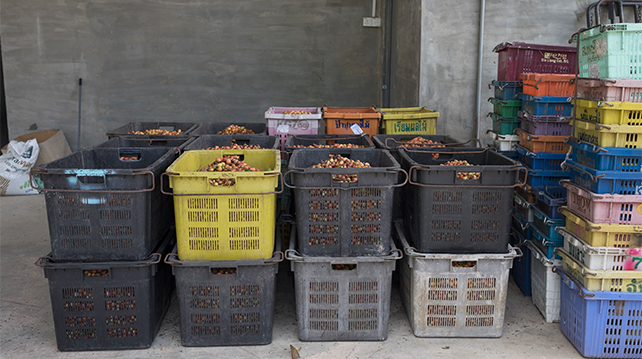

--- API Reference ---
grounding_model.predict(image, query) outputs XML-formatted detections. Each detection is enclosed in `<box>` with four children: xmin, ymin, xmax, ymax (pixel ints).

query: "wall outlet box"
<box><xmin>363</xmin><ymin>17</ymin><xmax>381</xmax><ymax>27</ymax></box>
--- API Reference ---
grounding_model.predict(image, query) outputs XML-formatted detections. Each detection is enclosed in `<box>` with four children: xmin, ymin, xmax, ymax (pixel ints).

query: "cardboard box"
<box><xmin>1</xmin><ymin>129</ymin><xmax>72</xmax><ymax>167</ymax></box>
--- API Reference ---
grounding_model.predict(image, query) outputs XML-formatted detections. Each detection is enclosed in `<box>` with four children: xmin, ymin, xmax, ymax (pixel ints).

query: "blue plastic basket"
<box><xmin>556</xmin><ymin>267</ymin><xmax>642</xmax><ymax>358</ymax></box>
<box><xmin>534</xmin><ymin>185</ymin><xmax>567</xmax><ymax>219</ymax></box>
<box><xmin>520</xmin><ymin>168</ymin><xmax>570</xmax><ymax>187</ymax></box>
<box><xmin>530</xmin><ymin>224</ymin><xmax>562</xmax><ymax>260</ymax></box>
<box><xmin>531</xmin><ymin>204</ymin><xmax>565</xmax><ymax>241</ymax></box>
<box><xmin>495</xmin><ymin>149</ymin><xmax>519</xmax><ymax>160</ymax></box>
<box><xmin>511</xmin><ymin>211</ymin><xmax>532</xmax><ymax>241</ymax></box>
<box><xmin>509</xmin><ymin>227</ymin><xmax>532</xmax><ymax>296</ymax></box>
<box><xmin>519</xmin><ymin>94</ymin><xmax>574</xmax><ymax>117</ymax></box>
<box><xmin>490</xmin><ymin>80</ymin><xmax>522</xmax><ymax>100</ymax></box>
<box><xmin>568</xmin><ymin>139</ymin><xmax>642</xmax><ymax>172</ymax></box>
<box><xmin>515</xmin><ymin>145</ymin><xmax>567</xmax><ymax>171</ymax></box>
<box><xmin>565</xmin><ymin>159</ymin><xmax>642</xmax><ymax>195</ymax></box>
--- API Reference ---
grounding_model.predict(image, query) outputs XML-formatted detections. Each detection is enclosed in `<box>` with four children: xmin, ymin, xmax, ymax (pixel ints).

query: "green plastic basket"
<box><xmin>577</xmin><ymin>23</ymin><xmax>642</xmax><ymax>79</ymax></box>
<box><xmin>489</xmin><ymin>98</ymin><xmax>522</xmax><ymax>117</ymax></box>
<box><xmin>489</xmin><ymin>113</ymin><xmax>520</xmax><ymax>135</ymax></box>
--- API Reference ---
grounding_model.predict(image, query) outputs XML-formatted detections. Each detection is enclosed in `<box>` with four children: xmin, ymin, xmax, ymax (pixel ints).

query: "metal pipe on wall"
<box><xmin>475</xmin><ymin>0</ymin><xmax>486</xmax><ymax>142</ymax></box>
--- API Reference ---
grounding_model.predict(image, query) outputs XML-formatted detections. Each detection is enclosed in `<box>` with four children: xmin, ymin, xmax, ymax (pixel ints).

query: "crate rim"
<box><xmin>556</xmin><ymin>226</ymin><xmax>630</xmax><ymax>256</ymax></box>
<box><xmin>555</xmin><ymin>247</ymin><xmax>642</xmax><ymax>280</ymax></box>
<box><xmin>555</xmin><ymin>265</ymin><xmax>641</xmax><ymax>300</ymax></box>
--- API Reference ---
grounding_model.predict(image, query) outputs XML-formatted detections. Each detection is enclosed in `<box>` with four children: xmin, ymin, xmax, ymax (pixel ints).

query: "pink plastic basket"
<box><xmin>493</xmin><ymin>42</ymin><xmax>577</xmax><ymax>81</ymax></box>
<box><xmin>575</xmin><ymin>78</ymin><xmax>642</xmax><ymax>102</ymax></box>
<box><xmin>265</xmin><ymin>107</ymin><xmax>322</xmax><ymax>150</ymax></box>
<box><xmin>563</xmin><ymin>180</ymin><xmax>642</xmax><ymax>225</ymax></box>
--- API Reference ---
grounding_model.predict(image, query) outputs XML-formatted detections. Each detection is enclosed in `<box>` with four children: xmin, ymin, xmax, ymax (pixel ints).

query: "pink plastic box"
<box><xmin>265</xmin><ymin>107</ymin><xmax>322</xmax><ymax>151</ymax></box>
<box><xmin>563</xmin><ymin>180</ymin><xmax>642</xmax><ymax>225</ymax></box>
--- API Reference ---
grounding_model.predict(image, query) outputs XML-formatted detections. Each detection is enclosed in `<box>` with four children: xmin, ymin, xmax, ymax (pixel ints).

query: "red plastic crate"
<box><xmin>494</xmin><ymin>42</ymin><xmax>577</xmax><ymax>81</ymax></box>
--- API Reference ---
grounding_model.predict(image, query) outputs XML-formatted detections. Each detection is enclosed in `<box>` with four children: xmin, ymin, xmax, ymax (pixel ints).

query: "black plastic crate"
<box><xmin>36</xmin><ymin>230</ymin><xmax>175</xmax><ymax>351</ymax></box>
<box><xmin>284</xmin><ymin>134</ymin><xmax>375</xmax><ymax>153</ymax></box>
<box><xmin>31</xmin><ymin>147</ymin><xmax>178</xmax><ymax>261</ymax></box>
<box><xmin>165</xmin><ymin>242</ymin><xmax>281</xmax><ymax>347</ymax></box>
<box><xmin>399</xmin><ymin>147</ymin><xmax>524</xmax><ymax>253</ymax></box>
<box><xmin>183</xmin><ymin>134</ymin><xmax>279</xmax><ymax>150</ymax></box>
<box><xmin>95</xmin><ymin>137</ymin><xmax>195</xmax><ymax>150</ymax></box>
<box><xmin>287</xmin><ymin>149</ymin><xmax>404</xmax><ymax>256</ymax></box>
<box><xmin>106</xmin><ymin>122</ymin><xmax>199</xmax><ymax>140</ymax></box>
<box><xmin>194</xmin><ymin>122</ymin><xmax>267</xmax><ymax>135</ymax></box>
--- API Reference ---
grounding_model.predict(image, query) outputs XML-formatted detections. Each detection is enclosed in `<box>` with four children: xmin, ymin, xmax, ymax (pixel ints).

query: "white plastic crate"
<box><xmin>528</xmin><ymin>241</ymin><xmax>561</xmax><ymax>323</ymax></box>
<box><xmin>396</xmin><ymin>222</ymin><xmax>519</xmax><ymax>338</ymax></box>
<box><xmin>558</xmin><ymin>227</ymin><xmax>631</xmax><ymax>271</ymax></box>
<box><xmin>488</xmin><ymin>131</ymin><xmax>520</xmax><ymax>151</ymax></box>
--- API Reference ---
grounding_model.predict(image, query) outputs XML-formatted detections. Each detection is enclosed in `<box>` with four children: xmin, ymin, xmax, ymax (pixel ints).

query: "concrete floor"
<box><xmin>0</xmin><ymin>194</ymin><xmax>584</xmax><ymax>359</ymax></box>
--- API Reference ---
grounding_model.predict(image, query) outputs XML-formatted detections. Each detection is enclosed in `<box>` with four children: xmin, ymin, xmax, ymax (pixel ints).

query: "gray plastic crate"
<box><xmin>284</xmin><ymin>134</ymin><xmax>375</xmax><ymax>153</ymax></box>
<box><xmin>165</xmin><ymin>241</ymin><xmax>282</xmax><ymax>347</ymax></box>
<box><xmin>395</xmin><ymin>221</ymin><xmax>519</xmax><ymax>338</ymax></box>
<box><xmin>286</xmin><ymin>226</ymin><xmax>401</xmax><ymax>341</ymax></box>
<box><xmin>31</xmin><ymin>147</ymin><xmax>178</xmax><ymax>261</ymax></box>
<box><xmin>95</xmin><ymin>136</ymin><xmax>195</xmax><ymax>150</ymax></box>
<box><xmin>183</xmin><ymin>134</ymin><xmax>279</xmax><ymax>150</ymax></box>
<box><xmin>106</xmin><ymin>122</ymin><xmax>199</xmax><ymax>140</ymax></box>
<box><xmin>399</xmin><ymin>147</ymin><xmax>524</xmax><ymax>253</ymax></box>
<box><xmin>194</xmin><ymin>122</ymin><xmax>267</xmax><ymax>135</ymax></box>
<box><xmin>287</xmin><ymin>148</ymin><xmax>405</xmax><ymax>256</ymax></box>
<box><xmin>36</xmin><ymin>230</ymin><xmax>175</xmax><ymax>351</ymax></box>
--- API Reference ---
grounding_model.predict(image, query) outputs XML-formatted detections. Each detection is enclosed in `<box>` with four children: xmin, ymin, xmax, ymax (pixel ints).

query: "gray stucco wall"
<box><xmin>390</xmin><ymin>0</ymin><xmax>421</xmax><ymax>107</ymax></box>
<box><xmin>418</xmin><ymin>0</ymin><xmax>595</xmax><ymax>143</ymax></box>
<box><xmin>2</xmin><ymin>0</ymin><xmax>383</xmax><ymax>149</ymax></box>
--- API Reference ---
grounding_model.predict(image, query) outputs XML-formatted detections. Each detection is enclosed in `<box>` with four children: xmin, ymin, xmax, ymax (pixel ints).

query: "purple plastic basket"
<box><xmin>518</xmin><ymin>111</ymin><xmax>573</xmax><ymax>136</ymax></box>
<box><xmin>493</xmin><ymin>42</ymin><xmax>577</xmax><ymax>82</ymax></box>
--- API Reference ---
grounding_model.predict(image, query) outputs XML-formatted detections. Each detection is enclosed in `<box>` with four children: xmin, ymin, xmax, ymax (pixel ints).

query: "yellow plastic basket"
<box><xmin>556</xmin><ymin>248</ymin><xmax>642</xmax><ymax>292</ymax></box>
<box><xmin>573</xmin><ymin>98</ymin><xmax>642</xmax><ymax>126</ymax></box>
<box><xmin>573</xmin><ymin>120</ymin><xmax>642</xmax><ymax>148</ymax></box>
<box><xmin>165</xmin><ymin>149</ymin><xmax>281</xmax><ymax>261</ymax></box>
<box><xmin>560</xmin><ymin>207</ymin><xmax>642</xmax><ymax>248</ymax></box>
<box><xmin>379</xmin><ymin>107</ymin><xmax>438</xmax><ymax>135</ymax></box>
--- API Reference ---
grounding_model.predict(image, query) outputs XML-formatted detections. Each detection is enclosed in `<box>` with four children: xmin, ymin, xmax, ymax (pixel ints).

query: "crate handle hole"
<box><xmin>332</xmin><ymin>174</ymin><xmax>358</xmax><ymax>183</ymax></box>
<box><xmin>451</xmin><ymin>261</ymin><xmax>476</xmax><ymax>268</ymax></box>
<box><xmin>78</xmin><ymin>175</ymin><xmax>105</xmax><ymax>184</ymax></box>
<box><xmin>84</xmin><ymin>269</ymin><xmax>109</xmax><ymax>277</ymax></box>
<box><xmin>456</xmin><ymin>171</ymin><xmax>481</xmax><ymax>181</ymax></box>
<box><xmin>211</xmin><ymin>268</ymin><xmax>237</xmax><ymax>275</ymax></box>
<box><xmin>331</xmin><ymin>264</ymin><xmax>357</xmax><ymax>271</ymax></box>
<box><xmin>159</xmin><ymin>125</ymin><xmax>176</xmax><ymax>132</ymax></box>
<box><xmin>119</xmin><ymin>155</ymin><xmax>140</xmax><ymax>161</ymax></box>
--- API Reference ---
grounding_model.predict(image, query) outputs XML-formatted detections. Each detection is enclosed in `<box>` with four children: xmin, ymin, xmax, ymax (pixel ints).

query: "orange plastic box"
<box><xmin>323</xmin><ymin>107</ymin><xmax>381</xmax><ymax>139</ymax></box>
<box><xmin>519</xmin><ymin>73</ymin><xmax>576</xmax><ymax>97</ymax></box>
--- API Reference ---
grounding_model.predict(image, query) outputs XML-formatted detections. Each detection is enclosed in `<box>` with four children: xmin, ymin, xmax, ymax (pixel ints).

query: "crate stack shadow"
<box><xmin>31</xmin><ymin>122</ymin><xmax>199</xmax><ymax>351</ymax></box>
<box><xmin>551</xmin><ymin>22</ymin><xmax>642</xmax><ymax>358</ymax></box>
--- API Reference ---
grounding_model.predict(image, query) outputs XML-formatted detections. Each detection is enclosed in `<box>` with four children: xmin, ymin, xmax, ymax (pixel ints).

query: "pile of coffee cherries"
<box><xmin>217</xmin><ymin>124</ymin><xmax>255</xmax><ymax>134</ymax></box>
<box><xmin>198</xmin><ymin>155</ymin><xmax>260</xmax><ymax>186</ymax></box>
<box><xmin>309</xmin><ymin>154</ymin><xmax>371</xmax><ymax>183</ymax></box>
<box><xmin>292</xmin><ymin>143</ymin><xmax>364</xmax><ymax>149</ymax></box>
<box><xmin>120</xmin><ymin>156</ymin><xmax>139</xmax><ymax>161</ymax></box>
<box><xmin>128</xmin><ymin>129</ymin><xmax>182</xmax><ymax>135</ymax></box>
<box><xmin>441</xmin><ymin>159</ymin><xmax>481</xmax><ymax>180</ymax></box>
<box><xmin>205</xmin><ymin>143</ymin><xmax>263</xmax><ymax>150</ymax></box>
<box><xmin>399</xmin><ymin>137</ymin><xmax>446</xmax><ymax>148</ymax></box>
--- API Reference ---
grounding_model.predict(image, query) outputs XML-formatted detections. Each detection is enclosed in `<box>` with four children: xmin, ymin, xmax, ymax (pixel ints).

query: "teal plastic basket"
<box><xmin>577</xmin><ymin>23</ymin><xmax>642</xmax><ymax>79</ymax></box>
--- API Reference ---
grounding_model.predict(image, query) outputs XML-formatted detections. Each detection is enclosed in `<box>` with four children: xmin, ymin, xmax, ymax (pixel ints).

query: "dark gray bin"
<box><xmin>165</xmin><ymin>240</ymin><xmax>282</xmax><ymax>347</ymax></box>
<box><xmin>95</xmin><ymin>136</ymin><xmax>195</xmax><ymax>150</ymax></box>
<box><xmin>286</xmin><ymin>149</ymin><xmax>405</xmax><ymax>256</ymax></box>
<box><xmin>284</xmin><ymin>134</ymin><xmax>375</xmax><ymax>153</ymax></box>
<box><xmin>31</xmin><ymin>147</ymin><xmax>178</xmax><ymax>261</ymax></box>
<box><xmin>194</xmin><ymin>122</ymin><xmax>267</xmax><ymax>135</ymax></box>
<box><xmin>183</xmin><ymin>134</ymin><xmax>279</xmax><ymax>150</ymax></box>
<box><xmin>286</xmin><ymin>225</ymin><xmax>401</xmax><ymax>341</ymax></box>
<box><xmin>399</xmin><ymin>147</ymin><xmax>524</xmax><ymax>253</ymax></box>
<box><xmin>36</xmin><ymin>230</ymin><xmax>175</xmax><ymax>351</ymax></box>
<box><xmin>106</xmin><ymin>122</ymin><xmax>199</xmax><ymax>140</ymax></box>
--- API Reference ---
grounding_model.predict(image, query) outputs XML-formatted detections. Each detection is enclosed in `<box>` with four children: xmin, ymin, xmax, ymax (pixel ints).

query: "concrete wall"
<box><xmin>417</xmin><ymin>0</ymin><xmax>595</xmax><ymax>143</ymax></box>
<box><xmin>2</xmin><ymin>0</ymin><xmax>383</xmax><ymax>149</ymax></box>
<box><xmin>390</xmin><ymin>0</ymin><xmax>421</xmax><ymax>107</ymax></box>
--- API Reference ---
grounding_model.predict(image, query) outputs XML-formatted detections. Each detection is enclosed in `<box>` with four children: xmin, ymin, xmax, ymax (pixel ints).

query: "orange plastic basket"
<box><xmin>323</xmin><ymin>107</ymin><xmax>381</xmax><ymax>139</ymax></box>
<box><xmin>515</xmin><ymin>128</ymin><xmax>570</xmax><ymax>153</ymax></box>
<box><xmin>519</xmin><ymin>73</ymin><xmax>576</xmax><ymax>97</ymax></box>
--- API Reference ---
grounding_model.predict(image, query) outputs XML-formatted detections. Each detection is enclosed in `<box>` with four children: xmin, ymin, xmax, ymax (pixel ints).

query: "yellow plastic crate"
<box><xmin>573</xmin><ymin>120</ymin><xmax>642</xmax><ymax>148</ymax></box>
<box><xmin>165</xmin><ymin>149</ymin><xmax>281</xmax><ymax>261</ymax></box>
<box><xmin>573</xmin><ymin>98</ymin><xmax>642</xmax><ymax>126</ymax></box>
<box><xmin>557</xmin><ymin>248</ymin><xmax>642</xmax><ymax>292</ymax></box>
<box><xmin>379</xmin><ymin>107</ymin><xmax>438</xmax><ymax>135</ymax></box>
<box><xmin>560</xmin><ymin>207</ymin><xmax>642</xmax><ymax>248</ymax></box>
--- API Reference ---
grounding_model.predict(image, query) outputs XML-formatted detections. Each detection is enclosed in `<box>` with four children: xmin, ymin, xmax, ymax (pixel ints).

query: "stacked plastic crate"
<box><xmin>396</xmin><ymin>146</ymin><xmax>521</xmax><ymax>338</ymax></box>
<box><xmin>492</xmin><ymin>42</ymin><xmax>577</xmax><ymax>307</ymax></box>
<box><xmin>163</xmin><ymin>146</ymin><xmax>282</xmax><ymax>347</ymax></box>
<box><xmin>552</xmin><ymin>23</ymin><xmax>642</xmax><ymax>358</ymax></box>
<box><xmin>284</xmin><ymin>147</ymin><xmax>402</xmax><ymax>341</ymax></box>
<box><xmin>32</xmin><ymin>125</ymin><xmax>187</xmax><ymax>351</ymax></box>
<box><xmin>487</xmin><ymin>78</ymin><xmax>522</xmax><ymax>160</ymax></box>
